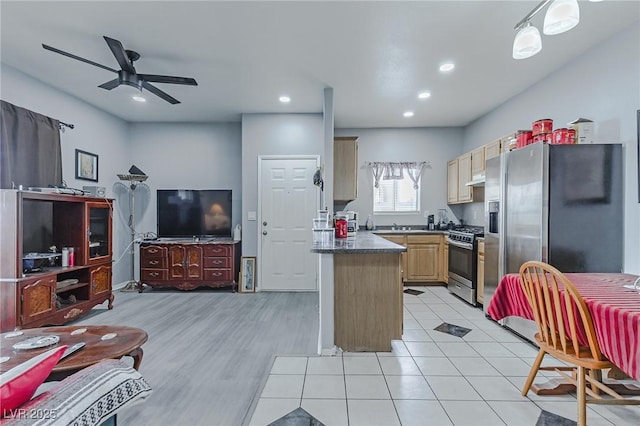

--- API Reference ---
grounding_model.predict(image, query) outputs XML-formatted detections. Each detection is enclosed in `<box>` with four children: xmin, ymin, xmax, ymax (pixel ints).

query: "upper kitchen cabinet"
<box><xmin>484</xmin><ymin>139</ymin><xmax>502</xmax><ymax>161</ymax></box>
<box><xmin>447</xmin><ymin>159</ymin><xmax>458</xmax><ymax>204</ymax></box>
<box><xmin>470</xmin><ymin>146</ymin><xmax>485</xmax><ymax>177</ymax></box>
<box><xmin>334</xmin><ymin>137</ymin><xmax>359</xmax><ymax>202</ymax></box>
<box><xmin>448</xmin><ymin>153</ymin><xmax>474</xmax><ymax>204</ymax></box>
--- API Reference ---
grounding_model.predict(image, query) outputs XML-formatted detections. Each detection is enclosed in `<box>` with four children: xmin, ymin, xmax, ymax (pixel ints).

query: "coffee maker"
<box><xmin>345</xmin><ymin>211</ymin><xmax>358</xmax><ymax>237</ymax></box>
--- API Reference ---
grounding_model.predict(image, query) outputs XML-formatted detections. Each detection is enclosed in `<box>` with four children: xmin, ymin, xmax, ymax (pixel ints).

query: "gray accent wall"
<box><xmin>129</xmin><ymin>122</ymin><xmax>242</xmax><ymax>239</ymax></box>
<box><xmin>334</xmin><ymin>127</ymin><xmax>464</xmax><ymax>228</ymax></box>
<box><xmin>461</xmin><ymin>22</ymin><xmax>640</xmax><ymax>274</ymax></box>
<box><xmin>241</xmin><ymin>113</ymin><xmax>325</xmax><ymax>257</ymax></box>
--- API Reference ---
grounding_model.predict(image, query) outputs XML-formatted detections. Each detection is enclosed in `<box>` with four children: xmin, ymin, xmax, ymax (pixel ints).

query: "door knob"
<box><xmin>262</xmin><ymin>231</ymin><xmax>268</xmax><ymax>235</ymax></box>
<box><xmin>263</xmin><ymin>221</ymin><xmax>268</xmax><ymax>226</ymax></box>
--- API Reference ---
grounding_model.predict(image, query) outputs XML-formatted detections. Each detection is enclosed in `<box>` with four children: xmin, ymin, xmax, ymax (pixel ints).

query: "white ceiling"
<box><xmin>1</xmin><ymin>1</ymin><xmax>638</xmax><ymax>128</ymax></box>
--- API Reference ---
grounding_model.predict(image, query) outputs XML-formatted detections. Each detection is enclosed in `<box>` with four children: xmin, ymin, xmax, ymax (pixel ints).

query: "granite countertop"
<box><xmin>371</xmin><ymin>229</ymin><xmax>449</xmax><ymax>235</ymax></box>
<box><xmin>311</xmin><ymin>231</ymin><xmax>407</xmax><ymax>254</ymax></box>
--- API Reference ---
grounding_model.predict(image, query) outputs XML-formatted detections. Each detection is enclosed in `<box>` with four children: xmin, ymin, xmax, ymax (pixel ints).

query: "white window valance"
<box><xmin>366</xmin><ymin>161</ymin><xmax>429</xmax><ymax>188</ymax></box>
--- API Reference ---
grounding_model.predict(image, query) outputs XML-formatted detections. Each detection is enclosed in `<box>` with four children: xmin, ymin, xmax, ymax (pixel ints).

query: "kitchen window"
<box><xmin>373</xmin><ymin>176</ymin><xmax>420</xmax><ymax>212</ymax></box>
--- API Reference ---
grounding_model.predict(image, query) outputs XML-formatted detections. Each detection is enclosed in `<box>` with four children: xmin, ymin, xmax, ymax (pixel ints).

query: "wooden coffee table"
<box><xmin>0</xmin><ymin>325</ymin><xmax>148</xmax><ymax>380</ymax></box>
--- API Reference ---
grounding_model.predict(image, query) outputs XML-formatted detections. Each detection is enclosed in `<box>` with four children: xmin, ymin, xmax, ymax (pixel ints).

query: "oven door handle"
<box><xmin>446</xmin><ymin>238</ymin><xmax>473</xmax><ymax>250</ymax></box>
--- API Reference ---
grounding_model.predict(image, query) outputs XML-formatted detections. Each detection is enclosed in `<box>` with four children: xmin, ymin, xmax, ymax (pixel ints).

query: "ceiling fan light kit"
<box><xmin>512</xmin><ymin>0</ymin><xmax>581</xmax><ymax>60</ymax></box>
<box><xmin>42</xmin><ymin>36</ymin><xmax>197</xmax><ymax>104</ymax></box>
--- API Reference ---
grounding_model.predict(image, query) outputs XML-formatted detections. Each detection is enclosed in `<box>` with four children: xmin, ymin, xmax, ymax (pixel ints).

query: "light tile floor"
<box><xmin>249</xmin><ymin>286</ymin><xmax>640</xmax><ymax>426</ymax></box>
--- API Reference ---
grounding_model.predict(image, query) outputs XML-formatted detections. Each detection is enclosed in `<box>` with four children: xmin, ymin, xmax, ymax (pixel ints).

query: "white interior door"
<box><xmin>259</xmin><ymin>156</ymin><xmax>319</xmax><ymax>291</ymax></box>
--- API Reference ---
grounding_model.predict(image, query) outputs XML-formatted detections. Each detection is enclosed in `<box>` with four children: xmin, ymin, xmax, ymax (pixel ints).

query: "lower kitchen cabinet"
<box><xmin>379</xmin><ymin>233</ymin><xmax>445</xmax><ymax>284</ymax></box>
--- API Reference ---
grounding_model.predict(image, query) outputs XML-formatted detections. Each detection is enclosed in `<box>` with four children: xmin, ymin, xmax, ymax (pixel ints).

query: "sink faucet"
<box><xmin>392</xmin><ymin>222</ymin><xmax>397</xmax><ymax>230</ymax></box>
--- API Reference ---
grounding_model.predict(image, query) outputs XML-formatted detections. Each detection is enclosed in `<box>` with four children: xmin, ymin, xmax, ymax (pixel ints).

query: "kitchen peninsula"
<box><xmin>312</xmin><ymin>233</ymin><xmax>406</xmax><ymax>351</ymax></box>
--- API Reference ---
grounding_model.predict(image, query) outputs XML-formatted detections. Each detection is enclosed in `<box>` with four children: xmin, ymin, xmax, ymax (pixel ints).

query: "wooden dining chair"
<box><xmin>519</xmin><ymin>261</ymin><xmax>640</xmax><ymax>426</ymax></box>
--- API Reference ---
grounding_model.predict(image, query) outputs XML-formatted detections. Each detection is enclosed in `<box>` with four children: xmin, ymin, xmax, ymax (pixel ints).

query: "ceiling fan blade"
<box><xmin>142</xmin><ymin>81</ymin><xmax>180</xmax><ymax>104</ymax></box>
<box><xmin>42</xmin><ymin>44</ymin><xmax>118</xmax><ymax>73</ymax></box>
<box><xmin>103</xmin><ymin>36</ymin><xmax>136</xmax><ymax>74</ymax></box>
<box><xmin>98</xmin><ymin>78</ymin><xmax>120</xmax><ymax>90</ymax></box>
<box><xmin>138</xmin><ymin>74</ymin><xmax>198</xmax><ymax>86</ymax></box>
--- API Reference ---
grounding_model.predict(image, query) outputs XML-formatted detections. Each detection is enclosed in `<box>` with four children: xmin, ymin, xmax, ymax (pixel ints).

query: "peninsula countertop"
<box><xmin>310</xmin><ymin>231</ymin><xmax>407</xmax><ymax>254</ymax></box>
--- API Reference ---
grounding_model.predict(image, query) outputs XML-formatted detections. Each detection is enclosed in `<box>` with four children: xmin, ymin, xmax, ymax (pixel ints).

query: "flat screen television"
<box><xmin>157</xmin><ymin>189</ymin><xmax>232</xmax><ymax>238</ymax></box>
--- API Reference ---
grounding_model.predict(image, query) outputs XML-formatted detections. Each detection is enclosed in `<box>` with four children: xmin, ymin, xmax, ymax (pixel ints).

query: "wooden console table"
<box><xmin>139</xmin><ymin>240</ymin><xmax>240</xmax><ymax>292</ymax></box>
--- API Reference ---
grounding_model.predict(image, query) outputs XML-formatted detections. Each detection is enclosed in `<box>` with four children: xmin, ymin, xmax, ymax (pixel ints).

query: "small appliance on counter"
<box><xmin>427</xmin><ymin>214</ymin><xmax>435</xmax><ymax>230</ymax></box>
<box><xmin>345</xmin><ymin>211</ymin><xmax>358</xmax><ymax>237</ymax></box>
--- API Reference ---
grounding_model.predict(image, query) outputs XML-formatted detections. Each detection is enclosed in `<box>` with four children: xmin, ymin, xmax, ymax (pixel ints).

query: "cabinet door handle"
<box><xmin>150</xmin><ymin>260</ymin><xmax>159</xmax><ymax>265</ymax></box>
<box><xmin>150</xmin><ymin>272</ymin><xmax>159</xmax><ymax>277</ymax></box>
<box><xmin>148</xmin><ymin>248</ymin><xmax>158</xmax><ymax>254</ymax></box>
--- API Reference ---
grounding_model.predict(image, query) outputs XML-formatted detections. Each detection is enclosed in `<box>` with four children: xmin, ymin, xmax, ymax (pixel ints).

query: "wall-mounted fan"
<box><xmin>42</xmin><ymin>36</ymin><xmax>197</xmax><ymax>104</ymax></box>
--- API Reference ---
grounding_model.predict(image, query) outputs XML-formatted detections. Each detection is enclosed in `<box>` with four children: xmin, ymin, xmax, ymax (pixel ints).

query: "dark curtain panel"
<box><xmin>0</xmin><ymin>100</ymin><xmax>62</xmax><ymax>189</ymax></box>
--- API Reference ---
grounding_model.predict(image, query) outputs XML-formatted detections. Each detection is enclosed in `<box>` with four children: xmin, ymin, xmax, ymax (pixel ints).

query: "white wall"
<box><xmin>129</xmin><ymin>122</ymin><xmax>242</xmax><ymax>240</ymax></box>
<box><xmin>241</xmin><ymin>113</ymin><xmax>325</xmax><ymax>256</ymax></box>
<box><xmin>461</xmin><ymin>23</ymin><xmax>640</xmax><ymax>273</ymax></box>
<box><xmin>1</xmin><ymin>64</ymin><xmax>132</xmax><ymax>284</ymax></box>
<box><xmin>334</xmin><ymin>127</ymin><xmax>464</xmax><ymax>227</ymax></box>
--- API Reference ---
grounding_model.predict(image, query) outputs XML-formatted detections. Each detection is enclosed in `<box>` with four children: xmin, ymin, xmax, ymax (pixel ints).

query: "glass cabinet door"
<box><xmin>86</xmin><ymin>202</ymin><xmax>112</xmax><ymax>264</ymax></box>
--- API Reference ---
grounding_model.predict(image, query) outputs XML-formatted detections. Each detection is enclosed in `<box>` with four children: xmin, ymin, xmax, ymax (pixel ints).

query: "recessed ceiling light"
<box><xmin>279</xmin><ymin>95</ymin><xmax>291</xmax><ymax>103</ymax></box>
<box><xmin>132</xmin><ymin>94</ymin><xmax>146</xmax><ymax>102</ymax></box>
<box><xmin>418</xmin><ymin>91</ymin><xmax>431</xmax><ymax>99</ymax></box>
<box><xmin>403</xmin><ymin>111</ymin><xmax>414</xmax><ymax>118</ymax></box>
<box><xmin>439</xmin><ymin>63</ymin><xmax>455</xmax><ymax>72</ymax></box>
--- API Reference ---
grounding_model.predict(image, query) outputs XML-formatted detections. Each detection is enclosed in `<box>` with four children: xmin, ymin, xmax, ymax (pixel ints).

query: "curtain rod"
<box><xmin>59</xmin><ymin>121</ymin><xmax>74</xmax><ymax>130</ymax></box>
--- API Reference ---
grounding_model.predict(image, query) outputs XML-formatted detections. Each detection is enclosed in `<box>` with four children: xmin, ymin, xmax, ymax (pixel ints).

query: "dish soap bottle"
<box><xmin>365</xmin><ymin>214</ymin><xmax>374</xmax><ymax>230</ymax></box>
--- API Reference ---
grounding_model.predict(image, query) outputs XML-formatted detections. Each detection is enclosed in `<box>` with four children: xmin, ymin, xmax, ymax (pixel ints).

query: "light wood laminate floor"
<box><xmin>76</xmin><ymin>287</ymin><xmax>319</xmax><ymax>425</ymax></box>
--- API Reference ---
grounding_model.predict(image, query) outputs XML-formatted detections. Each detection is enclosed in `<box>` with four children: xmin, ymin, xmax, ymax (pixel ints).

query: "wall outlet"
<box><xmin>248</xmin><ymin>211</ymin><xmax>257</xmax><ymax>221</ymax></box>
<box><xmin>424</xmin><ymin>211</ymin><xmax>429</xmax><ymax>218</ymax></box>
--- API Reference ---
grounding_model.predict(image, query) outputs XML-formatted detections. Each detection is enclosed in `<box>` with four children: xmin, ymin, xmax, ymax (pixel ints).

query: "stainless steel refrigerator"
<box><xmin>483</xmin><ymin>143</ymin><xmax>623</xmax><ymax>341</ymax></box>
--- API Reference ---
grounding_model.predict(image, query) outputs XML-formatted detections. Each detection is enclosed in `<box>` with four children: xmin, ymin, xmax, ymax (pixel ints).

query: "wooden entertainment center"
<box><xmin>0</xmin><ymin>190</ymin><xmax>114</xmax><ymax>333</ymax></box>
<box><xmin>139</xmin><ymin>240</ymin><xmax>240</xmax><ymax>292</ymax></box>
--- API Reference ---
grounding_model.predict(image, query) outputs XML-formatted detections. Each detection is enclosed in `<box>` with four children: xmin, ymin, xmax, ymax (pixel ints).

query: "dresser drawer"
<box><xmin>203</xmin><ymin>269</ymin><xmax>232</xmax><ymax>281</ymax></box>
<box><xmin>204</xmin><ymin>245</ymin><xmax>231</xmax><ymax>257</ymax></box>
<box><xmin>141</xmin><ymin>269</ymin><xmax>168</xmax><ymax>281</ymax></box>
<box><xmin>141</xmin><ymin>245</ymin><xmax>167</xmax><ymax>257</ymax></box>
<box><xmin>141</xmin><ymin>256</ymin><xmax>167</xmax><ymax>268</ymax></box>
<box><xmin>204</xmin><ymin>257</ymin><xmax>230</xmax><ymax>268</ymax></box>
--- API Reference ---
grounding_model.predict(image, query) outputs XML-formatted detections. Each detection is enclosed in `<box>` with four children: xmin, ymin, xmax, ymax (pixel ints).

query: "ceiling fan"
<box><xmin>42</xmin><ymin>36</ymin><xmax>197</xmax><ymax>104</ymax></box>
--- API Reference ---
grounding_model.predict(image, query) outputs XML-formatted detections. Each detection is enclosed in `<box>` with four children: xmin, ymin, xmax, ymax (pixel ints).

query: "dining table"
<box><xmin>487</xmin><ymin>272</ymin><xmax>640</xmax><ymax>382</ymax></box>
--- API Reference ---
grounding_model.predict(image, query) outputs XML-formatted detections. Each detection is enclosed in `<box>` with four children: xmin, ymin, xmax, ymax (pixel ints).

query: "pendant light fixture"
<box><xmin>512</xmin><ymin>0</ymin><xmax>581</xmax><ymax>60</ymax></box>
<box><xmin>543</xmin><ymin>0</ymin><xmax>580</xmax><ymax>35</ymax></box>
<box><xmin>513</xmin><ymin>22</ymin><xmax>542</xmax><ymax>60</ymax></box>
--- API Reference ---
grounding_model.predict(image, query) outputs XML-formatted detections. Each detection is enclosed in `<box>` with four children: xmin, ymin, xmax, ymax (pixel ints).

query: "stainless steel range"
<box><xmin>447</xmin><ymin>226</ymin><xmax>484</xmax><ymax>306</ymax></box>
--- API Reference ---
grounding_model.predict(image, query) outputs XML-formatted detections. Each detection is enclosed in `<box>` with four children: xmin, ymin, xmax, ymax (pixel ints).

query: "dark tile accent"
<box><xmin>434</xmin><ymin>322</ymin><xmax>472</xmax><ymax>338</ymax></box>
<box><xmin>536</xmin><ymin>410</ymin><xmax>576</xmax><ymax>426</ymax></box>
<box><xmin>403</xmin><ymin>289</ymin><xmax>424</xmax><ymax>296</ymax></box>
<box><xmin>268</xmin><ymin>407</ymin><xmax>325</xmax><ymax>426</ymax></box>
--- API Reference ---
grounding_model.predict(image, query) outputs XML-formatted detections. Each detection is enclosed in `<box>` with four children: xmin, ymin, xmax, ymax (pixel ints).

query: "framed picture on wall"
<box><xmin>239</xmin><ymin>256</ymin><xmax>256</xmax><ymax>293</ymax></box>
<box><xmin>75</xmin><ymin>149</ymin><xmax>98</xmax><ymax>182</ymax></box>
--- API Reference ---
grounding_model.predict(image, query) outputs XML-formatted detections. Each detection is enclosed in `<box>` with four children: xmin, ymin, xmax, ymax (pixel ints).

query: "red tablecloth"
<box><xmin>487</xmin><ymin>273</ymin><xmax>640</xmax><ymax>381</ymax></box>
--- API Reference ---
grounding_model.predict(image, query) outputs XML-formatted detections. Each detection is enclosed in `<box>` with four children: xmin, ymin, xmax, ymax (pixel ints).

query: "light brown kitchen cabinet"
<box><xmin>379</xmin><ymin>235</ymin><xmax>407</xmax><ymax>281</ymax></box>
<box><xmin>447</xmin><ymin>159</ymin><xmax>459</xmax><ymax>204</ymax></box>
<box><xmin>484</xmin><ymin>139</ymin><xmax>502</xmax><ymax>161</ymax></box>
<box><xmin>477</xmin><ymin>240</ymin><xmax>485</xmax><ymax>304</ymax></box>
<box><xmin>443</xmin><ymin>240</ymin><xmax>449</xmax><ymax>283</ymax></box>
<box><xmin>378</xmin><ymin>234</ymin><xmax>445</xmax><ymax>283</ymax></box>
<box><xmin>334</xmin><ymin>136</ymin><xmax>358</xmax><ymax>202</ymax></box>
<box><xmin>405</xmin><ymin>235</ymin><xmax>440</xmax><ymax>282</ymax></box>
<box><xmin>457</xmin><ymin>153</ymin><xmax>473</xmax><ymax>203</ymax></box>
<box><xmin>471</xmin><ymin>146</ymin><xmax>485</xmax><ymax>177</ymax></box>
